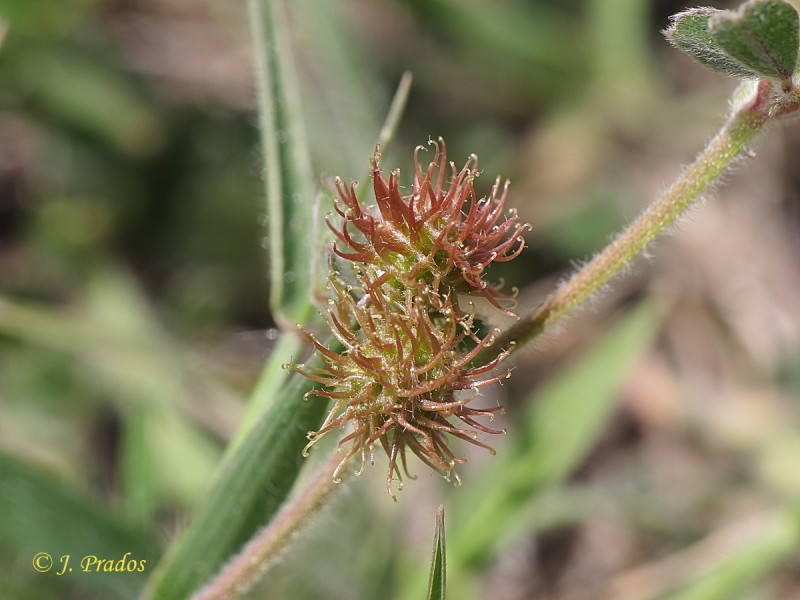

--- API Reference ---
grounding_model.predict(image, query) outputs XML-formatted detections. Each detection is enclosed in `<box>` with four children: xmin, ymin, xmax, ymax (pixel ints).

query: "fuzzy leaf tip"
<box><xmin>664</xmin><ymin>8</ymin><xmax>762</xmax><ymax>79</ymax></box>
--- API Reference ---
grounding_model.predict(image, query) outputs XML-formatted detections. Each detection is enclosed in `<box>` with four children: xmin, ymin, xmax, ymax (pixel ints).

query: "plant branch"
<box><xmin>482</xmin><ymin>80</ymin><xmax>799</xmax><ymax>364</ymax></box>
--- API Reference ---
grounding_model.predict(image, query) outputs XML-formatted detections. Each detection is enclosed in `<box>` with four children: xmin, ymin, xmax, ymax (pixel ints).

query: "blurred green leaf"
<box><xmin>710</xmin><ymin>0</ymin><xmax>799</xmax><ymax>83</ymax></box>
<box><xmin>10</xmin><ymin>47</ymin><xmax>164</xmax><ymax>157</ymax></box>
<box><xmin>0</xmin><ymin>0</ymin><xmax>85</xmax><ymax>36</ymax></box>
<box><xmin>426</xmin><ymin>505</ymin><xmax>447</xmax><ymax>600</ymax></box>
<box><xmin>0</xmin><ymin>570</ymin><xmax>60</xmax><ymax>600</ymax></box>
<box><xmin>0</xmin><ymin>270</ymin><xmax>225</xmax><ymax>513</ymax></box>
<box><xmin>660</xmin><ymin>510</ymin><xmax>800</xmax><ymax>600</ymax></box>
<box><xmin>404</xmin><ymin>0</ymin><xmax>580</xmax><ymax>84</ymax></box>
<box><xmin>119</xmin><ymin>406</ymin><xmax>158</xmax><ymax>528</ymax></box>
<box><xmin>664</xmin><ymin>9</ymin><xmax>762</xmax><ymax>79</ymax></box>
<box><xmin>0</xmin><ymin>451</ymin><xmax>157</xmax><ymax>600</ymax></box>
<box><xmin>250</xmin><ymin>0</ymin><xmax>315</xmax><ymax>328</ymax></box>
<box><xmin>588</xmin><ymin>0</ymin><xmax>654</xmax><ymax>109</ymax></box>
<box><xmin>291</xmin><ymin>0</ymin><xmax>384</xmax><ymax>178</ymax></box>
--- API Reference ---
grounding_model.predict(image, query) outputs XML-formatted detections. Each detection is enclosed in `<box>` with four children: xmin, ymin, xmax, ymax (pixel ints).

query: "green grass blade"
<box><xmin>0</xmin><ymin>451</ymin><xmax>157</xmax><ymax>600</ymax></box>
<box><xmin>249</xmin><ymin>0</ymin><xmax>315</xmax><ymax>328</ymax></box>
<box><xmin>426</xmin><ymin>505</ymin><xmax>447</xmax><ymax>600</ymax></box>
<box><xmin>374</xmin><ymin>72</ymin><xmax>413</xmax><ymax>161</ymax></box>
<box><xmin>141</xmin><ymin>355</ymin><xmax>333</xmax><ymax>600</ymax></box>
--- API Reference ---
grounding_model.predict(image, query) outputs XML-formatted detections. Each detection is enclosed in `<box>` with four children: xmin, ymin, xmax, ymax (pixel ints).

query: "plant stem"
<box><xmin>191</xmin><ymin>450</ymin><xmax>349</xmax><ymax>600</ymax></box>
<box><xmin>483</xmin><ymin>85</ymin><xmax>778</xmax><ymax>363</ymax></box>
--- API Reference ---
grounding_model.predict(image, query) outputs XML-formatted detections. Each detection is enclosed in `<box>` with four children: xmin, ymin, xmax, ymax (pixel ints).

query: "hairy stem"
<box><xmin>483</xmin><ymin>84</ymin><xmax>783</xmax><ymax>363</ymax></box>
<box><xmin>191</xmin><ymin>450</ymin><xmax>349</xmax><ymax>600</ymax></box>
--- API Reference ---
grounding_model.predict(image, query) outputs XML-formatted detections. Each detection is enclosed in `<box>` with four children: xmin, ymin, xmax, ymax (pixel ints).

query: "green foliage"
<box><xmin>141</xmin><ymin>362</ymin><xmax>330</xmax><ymax>599</ymax></box>
<box><xmin>250</xmin><ymin>0</ymin><xmax>316</xmax><ymax>329</ymax></box>
<box><xmin>710</xmin><ymin>0</ymin><xmax>799</xmax><ymax>83</ymax></box>
<box><xmin>664</xmin><ymin>9</ymin><xmax>763</xmax><ymax>79</ymax></box>
<box><xmin>3</xmin><ymin>0</ymin><xmax>800</xmax><ymax>598</ymax></box>
<box><xmin>667</xmin><ymin>511</ymin><xmax>800</xmax><ymax>600</ymax></box>
<box><xmin>665</xmin><ymin>0</ymin><xmax>800</xmax><ymax>84</ymax></box>
<box><xmin>0</xmin><ymin>452</ymin><xmax>157</xmax><ymax>600</ymax></box>
<box><xmin>452</xmin><ymin>302</ymin><xmax>662</xmax><ymax>565</ymax></box>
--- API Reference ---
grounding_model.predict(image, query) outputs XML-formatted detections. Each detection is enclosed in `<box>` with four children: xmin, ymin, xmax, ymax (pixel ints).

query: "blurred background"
<box><xmin>2</xmin><ymin>0</ymin><xmax>800</xmax><ymax>598</ymax></box>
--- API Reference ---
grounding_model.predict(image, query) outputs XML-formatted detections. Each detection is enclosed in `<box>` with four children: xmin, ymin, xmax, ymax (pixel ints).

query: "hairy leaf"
<box><xmin>664</xmin><ymin>9</ymin><xmax>762</xmax><ymax>79</ymax></box>
<box><xmin>709</xmin><ymin>0</ymin><xmax>799</xmax><ymax>83</ymax></box>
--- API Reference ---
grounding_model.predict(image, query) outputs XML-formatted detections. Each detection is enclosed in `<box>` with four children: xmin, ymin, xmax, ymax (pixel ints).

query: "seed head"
<box><xmin>329</xmin><ymin>138</ymin><xmax>528</xmax><ymax>314</ymax></box>
<box><xmin>290</xmin><ymin>139</ymin><xmax>526</xmax><ymax>498</ymax></box>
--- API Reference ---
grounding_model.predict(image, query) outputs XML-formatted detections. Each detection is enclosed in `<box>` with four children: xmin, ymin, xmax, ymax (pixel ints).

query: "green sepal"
<box><xmin>664</xmin><ymin>8</ymin><xmax>763</xmax><ymax>79</ymax></box>
<box><xmin>709</xmin><ymin>0</ymin><xmax>799</xmax><ymax>83</ymax></box>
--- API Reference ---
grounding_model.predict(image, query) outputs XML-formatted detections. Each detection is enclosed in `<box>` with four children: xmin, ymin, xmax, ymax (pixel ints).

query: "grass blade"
<box><xmin>249</xmin><ymin>0</ymin><xmax>316</xmax><ymax>328</ymax></box>
<box><xmin>426</xmin><ymin>505</ymin><xmax>447</xmax><ymax>600</ymax></box>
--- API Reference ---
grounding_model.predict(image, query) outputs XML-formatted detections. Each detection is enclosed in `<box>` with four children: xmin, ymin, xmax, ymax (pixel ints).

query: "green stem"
<box><xmin>190</xmin><ymin>451</ymin><xmax>349</xmax><ymax>600</ymax></box>
<box><xmin>484</xmin><ymin>85</ymin><xmax>776</xmax><ymax>362</ymax></box>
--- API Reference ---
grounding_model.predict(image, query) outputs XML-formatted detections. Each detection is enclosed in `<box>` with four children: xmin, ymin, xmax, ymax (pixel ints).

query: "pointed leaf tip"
<box><xmin>426</xmin><ymin>505</ymin><xmax>447</xmax><ymax>600</ymax></box>
<box><xmin>710</xmin><ymin>0</ymin><xmax>799</xmax><ymax>83</ymax></box>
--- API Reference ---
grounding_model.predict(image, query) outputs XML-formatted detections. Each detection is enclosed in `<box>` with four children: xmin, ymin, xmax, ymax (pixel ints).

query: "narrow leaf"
<box><xmin>141</xmin><ymin>352</ymin><xmax>334</xmax><ymax>600</ymax></box>
<box><xmin>250</xmin><ymin>0</ymin><xmax>316</xmax><ymax>328</ymax></box>
<box><xmin>664</xmin><ymin>9</ymin><xmax>762</xmax><ymax>79</ymax></box>
<box><xmin>147</xmin><ymin>3</ymin><xmax>414</xmax><ymax>595</ymax></box>
<box><xmin>426</xmin><ymin>505</ymin><xmax>447</xmax><ymax>600</ymax></box>
<box><xmin>710</xmin><ymin>0</ymin><xmax>799</xmax><ymax>83</ymax></box>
